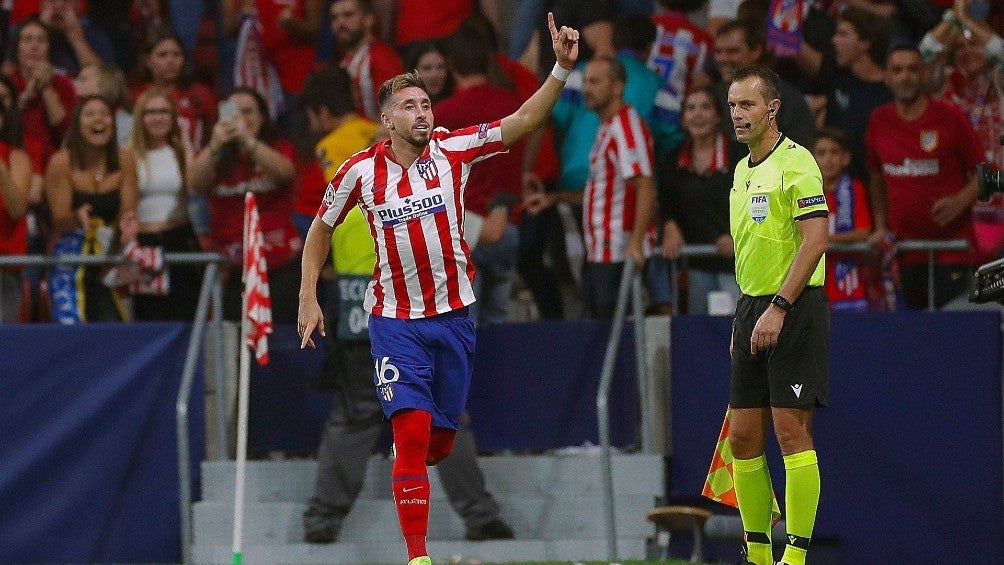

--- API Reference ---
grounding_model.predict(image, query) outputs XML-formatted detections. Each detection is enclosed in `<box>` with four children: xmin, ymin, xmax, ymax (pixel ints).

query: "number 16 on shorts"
<box><xmin>375</xmin><ymin>356</ymin><xmax>400</xmax><ymax>402</ymax></box>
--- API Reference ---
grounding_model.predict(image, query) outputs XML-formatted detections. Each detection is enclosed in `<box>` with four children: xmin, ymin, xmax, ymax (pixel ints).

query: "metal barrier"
<box><xmin>671</xmin><ymin>239</ymin><xmax>969</xmax><ymax>311</ymax></box>
<box><xmin>0</xmin><ymin>252</ymin><xmax>227</xmax><ymax>565</ymax></box>
<box><xmin>595</xmin><ymin>259</ymin><xmax>649</xmax><ymax>562</ymax></box>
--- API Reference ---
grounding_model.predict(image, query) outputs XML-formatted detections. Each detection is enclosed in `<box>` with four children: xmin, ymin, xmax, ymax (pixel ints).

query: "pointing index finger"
<box><xmin>547</xmin><ymin>11</ymin><xmax>557</xmax><ymax>39</ymax></box>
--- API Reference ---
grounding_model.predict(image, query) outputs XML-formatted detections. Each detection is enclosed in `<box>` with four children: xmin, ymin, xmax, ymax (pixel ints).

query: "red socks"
<box><xmin>392</xmin><ymin>410</ymin><xmax>432</xmax><ymax>560</ymax></box>
<box><xmin>426</xmin><ymin>427</ymin><xmax>456</xmax><ymax>465</ymax></box>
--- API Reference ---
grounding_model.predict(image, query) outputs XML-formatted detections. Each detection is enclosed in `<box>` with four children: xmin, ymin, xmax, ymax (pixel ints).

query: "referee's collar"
<box><xmin>747</xmin><ymin>133</ymin><xmax>786</xmax><ymax>168</ymax></box>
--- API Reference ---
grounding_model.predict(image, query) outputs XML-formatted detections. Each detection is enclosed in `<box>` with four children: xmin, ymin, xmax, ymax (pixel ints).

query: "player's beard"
<box><xmin>402</xmin><ymin>125</ymin><xmax>431</xmax><ymax>148</ymax></box>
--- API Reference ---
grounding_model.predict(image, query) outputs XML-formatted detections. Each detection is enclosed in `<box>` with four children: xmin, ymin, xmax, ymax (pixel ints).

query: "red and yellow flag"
<box><xmin>702</xmin><ymin>406</ymin><xmax>782</xmax><ymax>525</ymax></box>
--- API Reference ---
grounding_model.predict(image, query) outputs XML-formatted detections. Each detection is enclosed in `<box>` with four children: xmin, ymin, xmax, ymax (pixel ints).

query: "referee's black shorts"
<box><xmin>730</xmin><ymin>286</ymin><xmax>829</xmax><ymax>408</ymax></box>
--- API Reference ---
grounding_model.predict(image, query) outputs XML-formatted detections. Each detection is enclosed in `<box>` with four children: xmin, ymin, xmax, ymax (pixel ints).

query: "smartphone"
<box><xmin>218</xmin><ymin>99</ymin><xmax>238</xmax><ymax>121</ymax></box>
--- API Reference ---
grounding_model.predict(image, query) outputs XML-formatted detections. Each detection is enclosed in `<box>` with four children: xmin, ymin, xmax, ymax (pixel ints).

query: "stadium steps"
<box><xmin>192</xmin><ymin>453</ymin><xmax>664</xmax><ymax>564</ymax></box>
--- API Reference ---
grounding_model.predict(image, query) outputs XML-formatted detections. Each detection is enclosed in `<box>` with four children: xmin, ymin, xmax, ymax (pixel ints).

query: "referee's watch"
<box><xmin>771</xmin><ymin>294</ymin><xmax>793</xmax><ymax>312</ymax></box>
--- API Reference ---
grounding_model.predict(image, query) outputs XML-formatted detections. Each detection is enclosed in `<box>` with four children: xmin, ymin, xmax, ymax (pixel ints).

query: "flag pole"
<box><xmin>232</xmin><ymin>196</ymin><xmax>253</xmax><ymax>565</ymax></box>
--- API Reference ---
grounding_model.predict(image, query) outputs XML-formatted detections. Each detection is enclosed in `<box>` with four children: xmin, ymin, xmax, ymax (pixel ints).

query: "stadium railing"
<box><xmin>671</xmin><ymin>238</ymin><xmax>970</xmax><ymax>311</ymax></box>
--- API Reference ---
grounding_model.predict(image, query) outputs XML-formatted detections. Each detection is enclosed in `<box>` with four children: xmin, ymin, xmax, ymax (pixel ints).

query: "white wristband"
<box><xmin>550</xmin><ymin>62</ymin><xmax>571</xmax><ymax>82</ymax></box>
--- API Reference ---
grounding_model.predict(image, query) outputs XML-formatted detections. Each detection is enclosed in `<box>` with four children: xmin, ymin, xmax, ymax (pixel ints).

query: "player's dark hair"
<box><xmin>378</xmin><ymin>72</ymin><xmax>430</xmax><ymax>112</ymax></box>
<box><xmin>814</xmin><ymin>126</ymin><xmax>849</xmax><ymax>151</ymax></box>
<box><xmin>300</xmin><ymin>67</ymin><xmax>356</xmax><ymax>118</ymax></box>
<box><xmin>732</xmin><ymin>64</ymin><xmax>780</xmax><ymax>104</ymax></box>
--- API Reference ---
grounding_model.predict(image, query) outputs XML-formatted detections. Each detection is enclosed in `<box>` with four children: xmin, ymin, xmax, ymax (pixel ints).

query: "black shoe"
<box><xmin>465</xmin><ymin>518</ymin><xmax>515</xmax><ymax>541</ymax></box>
<box><xmin>304</xmin><ymin>524</ymin><xmax>339</xmax><ymax>544</ymax></box>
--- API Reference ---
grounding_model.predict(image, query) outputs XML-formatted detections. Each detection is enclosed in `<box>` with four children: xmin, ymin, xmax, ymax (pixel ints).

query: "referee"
<box><xmin>726</xmin><ymin>65</ymin><xmax>828</xmax><ymax>565</ymax></box>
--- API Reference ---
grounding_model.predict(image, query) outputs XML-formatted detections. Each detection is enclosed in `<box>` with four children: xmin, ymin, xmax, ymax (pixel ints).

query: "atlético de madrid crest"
<box><xmin>416</xmin><ymin>157</ymin><xmax>438</xmax><ymax>181</ymax></box>
<box><xmin>920</xmin><ymin>130</ymin><xmax>938</xmax><ymax>153</ymax></box>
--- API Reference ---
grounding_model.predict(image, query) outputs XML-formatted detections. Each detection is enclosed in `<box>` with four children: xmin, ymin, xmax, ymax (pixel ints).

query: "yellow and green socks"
<box><xmin>780</xmin><ymin>450</ymin><xmax>820</xmax><ymax>565</ymax></box>
<box><xmin>733</xmin><ymin>454</ymin><xmax>774</xmax><ymax>565</ymax></box>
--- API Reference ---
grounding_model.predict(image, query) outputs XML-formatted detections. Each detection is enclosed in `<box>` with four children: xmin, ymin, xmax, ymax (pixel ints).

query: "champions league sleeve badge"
<box><xmin>749</xmin><ymin>193</ymin><xmax>769</xmax><ymax>223</ymax></box>
<box><xmin>322</xmin><ymin>183</ymin><xmax>336</xmax><ymax>207</ymax></box>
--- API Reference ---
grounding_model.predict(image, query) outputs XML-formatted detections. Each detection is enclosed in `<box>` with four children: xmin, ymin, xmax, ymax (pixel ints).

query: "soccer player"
<box><xmin>297</xmin><ymin>13</ymin><xmax>579</xmax><ymax>565</ymax></box>
<box><xmin>727</xmin><ymin>65</ymin><xmax>829</xmax><ymax>565</ymax></box>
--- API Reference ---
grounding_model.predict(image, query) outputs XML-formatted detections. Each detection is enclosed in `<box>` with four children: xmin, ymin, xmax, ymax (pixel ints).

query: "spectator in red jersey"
<box><xmin>132</xmin><ymin>30</ymin><xmax>216</xmax><ymax>249</ymax></box>
<box><xmin>405</xmin><ymin>42</ymin><xmax>453</xmax><ymax>103</ymax></box>
<box><xmin>436</xmin><ymin>28</ymin><xmax>524</xmax><ymax>325</ymax></box>
<box><xmin>3</xmin><ymin>0</ymin><xmax>115</xmax><ymax>78</ymax></box>
<box><xmin>221</xmin><ymin>0</ymin><xmax>322</xmax><ymax>96</ymax></box>
<box><xmin>328</xmin><ymin>0</ymin><xmax>403</xmax><ymax>122</ymax></box>
<box><xmin>866</xmin><ymin>44</ymin><xmax>982</xmax><ymax>309</ymax></box>
<box><xmin>0</xmin><ymin>97</ymin><xmax>33</xmax><ymax>323</ymax></box>
<box><xmin>812</xmin><ymin>126</ymin><xmax>872</xmax><ymax>312</ymax></box>
<box><xmin>132</xmin><ymin>30</ymin><xmax>215</xmax><ymax>152</ymax></box>
<box><xmin>189</xmin><ymin>87</ymin><xmax>302</xmax><ymax>322</ymax></box>
<box><xmin>7</xmin><ymin>17</ymin><xmax>76</xmax><ymax>173</ymax></box>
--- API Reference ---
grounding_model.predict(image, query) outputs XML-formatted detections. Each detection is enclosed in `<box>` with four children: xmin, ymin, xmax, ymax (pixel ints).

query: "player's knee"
<box><xmin>425</xmin><ymin>429</ymin><xmax>456</xmax><ymax>465</ymax></box>
<box><xmin>392</xmin><ymin>410</ymin><xmax>432</xmax><ymax>457</ymax></box>
<box><xmin>774</xmin><ymin>423</ymin><xmax>813</xmax><ymax>455</ymax></box>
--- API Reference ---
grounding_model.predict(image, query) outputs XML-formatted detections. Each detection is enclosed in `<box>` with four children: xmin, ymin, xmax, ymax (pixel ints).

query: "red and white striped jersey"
<box><xmin>583</xmin><ymin>104</ymin><xmax>655</xmax><ymax>263</ymax></box>
<box><xmin>341</xmin><ymin>41</ymin><xmax>404</xmax><ymax>121</ymax></box>
<box><xmin>318</xmin><ymin>121</ymin><xmax>507</xmax><ymax>319</ymax></box>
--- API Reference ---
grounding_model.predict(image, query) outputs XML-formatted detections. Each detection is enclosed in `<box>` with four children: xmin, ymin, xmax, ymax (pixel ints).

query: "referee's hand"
<box><xmin>750</xmin><ymin>305</ymin><xmax>785</xmax><ymax>355</ymax></box>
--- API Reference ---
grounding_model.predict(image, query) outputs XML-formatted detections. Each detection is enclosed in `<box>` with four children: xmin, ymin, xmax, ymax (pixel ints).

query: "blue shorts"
<box><xmin>368</xmin><ymin>307</ymin><xmax>475</xmax><ymax>430</ymax></box>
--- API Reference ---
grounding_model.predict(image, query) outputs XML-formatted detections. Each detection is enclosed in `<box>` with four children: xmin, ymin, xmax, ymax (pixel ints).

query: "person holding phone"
<box><xmin>189</xmin><ymin>87</ymin><xmax>302</xmax><ymax>322</ymax></box>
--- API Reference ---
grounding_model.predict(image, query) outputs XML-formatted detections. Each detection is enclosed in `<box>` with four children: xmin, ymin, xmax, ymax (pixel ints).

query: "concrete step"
<box><xmin>201</xmin><ymin>453</ymin><xmax>664</xmax><ymax>503</ymax></box>
<box><xmin>194</xmin><ymin>493</ymin><xmax>658</xmax><ymax>546</ymax></box>
<box><xmin>192</xmin><ymin>537</ymin><xmax>648</xmax><ymax>565</ymax></box>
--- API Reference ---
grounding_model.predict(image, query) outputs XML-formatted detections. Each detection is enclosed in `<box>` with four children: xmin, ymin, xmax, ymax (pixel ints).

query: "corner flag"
<box><xmin>243</xmin><ymin>192</ymin><xmax>272</xmax><ymax>365</ymax></box>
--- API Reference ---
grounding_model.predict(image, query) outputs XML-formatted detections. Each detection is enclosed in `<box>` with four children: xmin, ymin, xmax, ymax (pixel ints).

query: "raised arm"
<box><xmin>499</xmin><ymin>12</ymin><xmax>579</xmax><ymax>148</ymax></box>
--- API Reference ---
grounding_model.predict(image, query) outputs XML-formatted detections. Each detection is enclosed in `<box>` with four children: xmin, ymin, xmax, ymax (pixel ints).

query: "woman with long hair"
<box><xmin>0</xmin><ymin>97</ymin><xmax>35</xmax><ymax>322</ymax></box>
<box><xmin>45</xmin><ymin>95</ymin><xmax>138</xmax><ymax>322</ymax></box>
<box><xmin>127</xmin><ymin>88</ymin><xmax>201</xmax><ymax>321</ymax></box>
<box><xmin>658</xmin><ymin>85</ymin><xmax>743</xmax><ymax>314</ymax></box>
<box><xmin>132</xmin><ymin>29</ymin><xmax>217</xmax><ymax>250</ymax></box>
<box><xmin>189</xmin><ymin>87</ymin><xmax>301</xmax><ymax>322</ymax></box>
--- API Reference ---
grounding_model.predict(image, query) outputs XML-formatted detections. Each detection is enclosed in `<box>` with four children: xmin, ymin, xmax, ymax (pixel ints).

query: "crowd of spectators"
<box><xmin>0</xmin><ymin>0</ymin><xmax>1001</xmax><ymax>324</ymax></box>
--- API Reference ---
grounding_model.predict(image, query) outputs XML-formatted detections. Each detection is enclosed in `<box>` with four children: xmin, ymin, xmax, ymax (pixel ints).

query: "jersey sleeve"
<box><xmin>785</xmin><ymin>148</ymin><xmax>827</xmax><ymax>221</ymax></box>
<box><xmin>613</xmin><ymin>109</ymin><xmax>654</xmax><ymax>180</ymax></box>
<box><xmin>437</xmin><ymin>120</ymin><xmax>508</xmax><ymax>165</ymax></box>
<box><xmin>318</xmin><ymin>157</ymin><xmax>363</xmax><ymax>228</ymax></box>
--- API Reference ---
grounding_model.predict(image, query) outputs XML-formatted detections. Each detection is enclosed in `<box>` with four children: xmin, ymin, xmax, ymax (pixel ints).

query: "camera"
<box><xmin>977</xmin><ymin>135</ymin><xmax>1004</xmax><ymax>202</ymax></box>
<box><xmin>970</xmin><ymin>136</ymin><xmax>1004</xmax><ymax>304</ymax></box>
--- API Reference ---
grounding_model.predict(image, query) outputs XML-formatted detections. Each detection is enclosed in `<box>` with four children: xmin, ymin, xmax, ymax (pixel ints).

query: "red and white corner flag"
<box><xmin>243</xmin><ymin>192</ymin><xmax>272</xmax><ymax>365</ymax></box>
